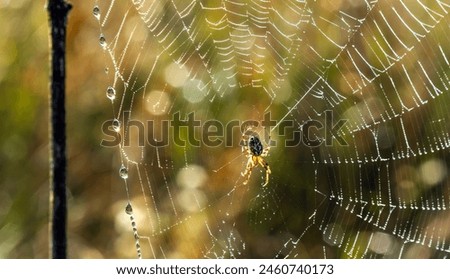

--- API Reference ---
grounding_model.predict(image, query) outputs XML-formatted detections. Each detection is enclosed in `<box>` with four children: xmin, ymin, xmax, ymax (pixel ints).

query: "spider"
<box><xmin>241</xmin><ymin>130</ymin><xmax>271</xmax><ymax>186</ymax></box>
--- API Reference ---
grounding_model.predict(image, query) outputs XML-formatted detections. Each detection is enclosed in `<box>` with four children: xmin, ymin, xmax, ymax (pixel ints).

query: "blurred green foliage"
<box><xmin>0</xmin><ymin>1</ymin><xmax>115</xmax><ymax>258</ymax></box>
<box><xmin>0</xmin><ymin>0</ymin><xmax>50</xmax><ymax>258</ymax></box>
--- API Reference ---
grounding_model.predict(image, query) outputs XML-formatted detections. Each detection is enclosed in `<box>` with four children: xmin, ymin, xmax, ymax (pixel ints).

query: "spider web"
<box><xmin>94</xmin><ymin>0</ymin><xmax>450</xmax><ymax>258</ymax></box>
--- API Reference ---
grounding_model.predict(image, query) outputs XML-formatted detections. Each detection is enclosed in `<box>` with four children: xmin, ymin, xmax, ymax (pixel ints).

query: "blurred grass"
<box><xmin>0</xmin><ymin>1</ymin><xmax>116</xmax><ymax>258</ymax></box>
<box><xmin>0</xmin><ymin>0</ymin><xmax>50</xmax><ymax>258</ymax></box>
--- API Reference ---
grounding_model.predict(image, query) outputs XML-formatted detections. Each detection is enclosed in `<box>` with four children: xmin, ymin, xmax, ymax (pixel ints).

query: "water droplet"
<box><xmin>112</xmin><ymin>118</ymin><xmax>121</xmax><ymax>132</ymax></box>
<box><xmin>93</xmin><ymin>6</ymin><xmax>100</xmax><ymax>20</ymax></box>
<box><xmin>106</xmin><ymin>86</ymin><xmax>116</xmax><ymax>100</ymax></box>
<box><xmin>119</xmin><ymin>165</ymin><xmax>128</xmax><ymax>179</ymax></box>
<box><xmin>125</xmin><ymin>203</ymin><xmax>133</xmax><ymax>215</ymax></box>
<box><xmin>104</xmin><ymin>67</ymin><xmax>109</xmax><ymax>74</ymax></box>
<box><xmin>99</xmin><ymin>34</ymin><xmax>106</xmax><ymax>49</ymax></box>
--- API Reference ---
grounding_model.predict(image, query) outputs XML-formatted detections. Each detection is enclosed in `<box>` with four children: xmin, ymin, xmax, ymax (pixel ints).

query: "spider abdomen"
<box><xmin>249</xmin><ymin>136</ymin><xmax>264</xmax><ymax>156</ymax></box>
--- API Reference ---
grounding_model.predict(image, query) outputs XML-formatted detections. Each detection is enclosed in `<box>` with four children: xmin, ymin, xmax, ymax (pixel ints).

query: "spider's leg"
<box><xmin>241</xmin><ymin>156</ymin><xmax>255</xmax><ymax>185</ymax></box>
<box><xmin>258</xmin><ymin>158</ymin><xmax>271</xmax><ymax>187</ymax></box>
<box><xmin>261</xmin><ymin>146</ymin><xmax>270</xmax><ymax>157</ymax></box>
<box><xmin>241</xmin><ymin>131</ymin><xmax>249</xmax><ymax>151</ymax></box>
<box><xmin>242</xmin><ymin>145</ymin><xmax>248</xmax><ymax>153</ymax></box>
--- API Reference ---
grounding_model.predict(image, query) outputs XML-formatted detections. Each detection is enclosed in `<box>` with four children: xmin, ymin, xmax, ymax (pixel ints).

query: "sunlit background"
<box><xmin>1</xmin><ymin>0</ymin><xmax>450</xmax><ymax>258</ymax></box>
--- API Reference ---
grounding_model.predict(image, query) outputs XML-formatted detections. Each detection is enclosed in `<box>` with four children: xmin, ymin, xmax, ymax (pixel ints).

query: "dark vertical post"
<box><xmin>47</xmin><ymin>0</ymin><xmax>71</xmax><ymax>259</ymax></box>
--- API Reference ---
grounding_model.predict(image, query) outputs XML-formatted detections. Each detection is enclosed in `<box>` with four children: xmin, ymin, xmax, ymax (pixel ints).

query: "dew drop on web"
<box><xmin>99</xmin><ymin>34</ymin><xmax>106</xmax><ymax>49</ymax></box>
<box><xmin>106</xmin><ymin>86</ymin><xmax>115</xmax><ymax>100</ymax></box>
<box><xmin>125</xmin><ymin>203</ymin><xmax>133</xmax><ymax>215</ymax></box>
<box><xmin>119</xmin><ymin>165</ymin><xmax>128</xmax><ymax>179</ymax></box>
<box><xmin>92</xmin><ymin>6</ymin><xmax>100</xmax><ymax>20</ymax></box>
<box><xmin>112</xmin><ymin>118</ymin><xmax>120</xmax><ymax>132</ymax></box>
